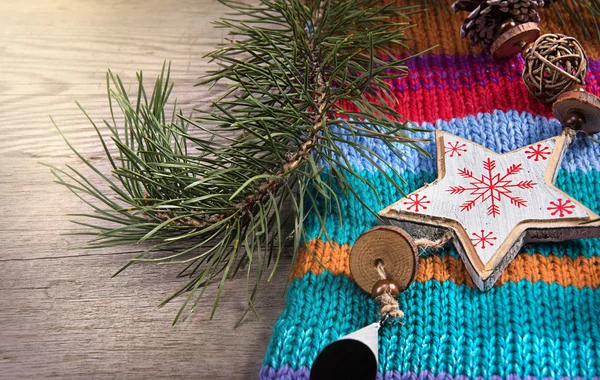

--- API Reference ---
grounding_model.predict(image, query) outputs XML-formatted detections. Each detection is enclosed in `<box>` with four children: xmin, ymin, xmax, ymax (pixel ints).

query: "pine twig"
<box><xmin>47</xmin><ymin>0</ymin><xmax>429</xmax><ymax>324</ymax></box>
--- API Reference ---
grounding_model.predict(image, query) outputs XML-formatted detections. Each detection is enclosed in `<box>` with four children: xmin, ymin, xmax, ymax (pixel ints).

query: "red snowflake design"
<box><xmin>445</xmin><ymin>141</ymin><xmax>467</xmax><ymax>157</ymax></box>
<box><xmin>547</xmin><ymin>198</ymin><xmax>576</xmax><ymax>217</ymax></box>
<box><xmin>525</xmin><ymin>144</ymin><xmax>551</xmax><ymax>161</ymax></box>
<box><xmin>403</xmin><ymin>193</ymin><xmax>431</xmax><ymax>212</ymax></box>
<box><xmin>446</xmin><ymin>157</ymin><xmax>536</xmax><ymax>218</ymax></box>
<box><xmin>471</xmin><ymin>230</ymin><xmax>497</xmax><ymax>249</ymax></box>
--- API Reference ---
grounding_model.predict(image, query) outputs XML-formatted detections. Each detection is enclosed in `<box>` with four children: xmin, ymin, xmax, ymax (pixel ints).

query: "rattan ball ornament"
<box><xmin>522</xmin><ymin>33</ymin><xmax>588</xmax><ymax>103</ymax></box>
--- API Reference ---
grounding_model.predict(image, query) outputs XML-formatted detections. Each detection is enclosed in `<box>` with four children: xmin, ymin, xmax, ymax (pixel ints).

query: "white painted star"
<box><xmin>380</xmin><ymin>130</ymin><xmax>600</xmax><ymax>290</ymax></box>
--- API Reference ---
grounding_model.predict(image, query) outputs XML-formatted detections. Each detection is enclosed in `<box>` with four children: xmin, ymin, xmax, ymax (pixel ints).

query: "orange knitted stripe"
<box><xmin>291</xmin><ymin>239</ymin><xmax>600</xmax><ymax>289</ymax></box>
<box><xmin>394</xmin><ymin>0</ymin><xmax>600</xmax><ymax>59</ymax></box>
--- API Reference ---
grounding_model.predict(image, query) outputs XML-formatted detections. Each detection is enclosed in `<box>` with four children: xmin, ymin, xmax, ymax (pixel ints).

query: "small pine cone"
<box><xmin>454</xmin><ymin>1</ymin><xmax>502</xmax><ymax>49</ymax></box>
<box><xmin>454</xmin><ymin>0</ymin><xmax>544</xmax><ymax>51</ymax></box>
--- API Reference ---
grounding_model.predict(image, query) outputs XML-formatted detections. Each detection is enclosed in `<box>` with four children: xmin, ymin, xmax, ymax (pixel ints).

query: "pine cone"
<box><xmin>453</xmin><ymin>0</ymin><xmax>544</xmax><ymax>50</ymax></box>
<box><xmin>488</xmin><ymin>0</ymin><xmax>544</xmax><ymax>23</ymax></box>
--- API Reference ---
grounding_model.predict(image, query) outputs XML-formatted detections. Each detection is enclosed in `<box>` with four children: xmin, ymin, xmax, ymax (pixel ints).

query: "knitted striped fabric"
<box><xmin>261</xmin><ymin>4</ymin><xmax>600</xmax><ymax>379</ymax></box>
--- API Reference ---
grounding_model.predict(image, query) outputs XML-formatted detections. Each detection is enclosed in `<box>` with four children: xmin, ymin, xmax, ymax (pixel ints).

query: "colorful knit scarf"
<box><xmin>260</xmin><ymin>4</ymin><xmax>600</xmax><ymax>379</ymax></box>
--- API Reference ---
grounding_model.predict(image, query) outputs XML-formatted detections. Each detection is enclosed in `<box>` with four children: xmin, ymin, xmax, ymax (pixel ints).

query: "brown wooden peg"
<box><xmin>521</xmin><ymin>41</ymin><xmax>535</xmax><ymax>58</ymax></box>
<box><xmin>553</xmin><ymin>90</ymin><xmax>600</xmax><ymax>135</ymax></box>
<box><xmin>349</xmin><ymin>225</ymin><xmax>419</xmax><ymax>296</ymax></box>
<box><xmin>496</xmin><ymin>19</ymin><xmax>518</xmax><ymax>37</ymax></box>
<box><xmin>490</xmin><ymin>22</ymin><xmax>540</xmax><ymax>60</ymax></box>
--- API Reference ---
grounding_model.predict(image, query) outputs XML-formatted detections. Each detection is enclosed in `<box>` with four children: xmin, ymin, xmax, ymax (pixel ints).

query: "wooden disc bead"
<box><xmin>490</xmin><ymin>22</ymin><xmax>540</xmax><ymax>60</ymax></box>
<box><xmin>349</xmin><ymin>225</ymin><xmax>419</xmax><ymax>296</ymax></box>
<box><xmin>371</xmin><ymin>279</ymin><xmax>401</xmax><ymax>299</ymax></box>
<box><xmin>553</xmin><ymin>90</ymin><xmax>600</xmax><ymax>134</ymax></box>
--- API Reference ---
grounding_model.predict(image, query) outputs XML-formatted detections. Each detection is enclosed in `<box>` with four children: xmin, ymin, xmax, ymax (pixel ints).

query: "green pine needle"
<box><xmin>48</xmin><ymin>0</ymin><xmax>430</xmax><ymax>324</ymax></box>
<box><xmin>547</xmin><ymin>0</ymin><xmax>600</xmax><ymax>41</ymax></box>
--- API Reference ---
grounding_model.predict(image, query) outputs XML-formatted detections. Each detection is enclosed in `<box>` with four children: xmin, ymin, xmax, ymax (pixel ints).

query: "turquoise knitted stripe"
<box><xmin>303</xmin><ymin>169</ymin><xmax>600</xmax><ymax>258</ymax></box>
<box><xmin>332</xmin><ymin>110</ymin><xmax>600</xmax><ymax>175</ymax></box>
<box><xmin>263</xmin><ymin>271</ymin><xmax>600</xmax><ymax>378</ymax></box>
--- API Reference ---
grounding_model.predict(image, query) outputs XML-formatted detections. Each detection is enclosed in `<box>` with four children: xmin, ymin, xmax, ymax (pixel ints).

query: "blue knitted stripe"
<box><xmin>303</xmin><ymin>169</ymin><xmax>600</xmax><ymax>258</ymax></box>
<box><xmin>263</xmin><ymin>271</ymin><xmax>600</xmax><ymax>378</ymax></box>
<box><xmin>332</xmin><ymin>110</ymin><xmax>600</xmax><ymax>176</ymax></box>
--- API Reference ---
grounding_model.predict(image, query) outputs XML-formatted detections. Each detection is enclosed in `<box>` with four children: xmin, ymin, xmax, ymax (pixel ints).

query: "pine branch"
<box><xmin>48</xmin><ymin>0</ymin><xmax>428</xmax><ymax>324</ymax></box>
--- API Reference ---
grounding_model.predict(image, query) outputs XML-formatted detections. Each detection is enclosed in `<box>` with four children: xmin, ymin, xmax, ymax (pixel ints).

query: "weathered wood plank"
<box><xmin>0</xmin><ymin>253</ymin><xmax>291</xmax><ymax>379</ymax></box>
<box><xmin>0</xmin><ymin>0</ymin><xmax>229</xmax><ymax>158</ymax></box>
<box><xmin>0</xmin><ymin>1</ymin><xmax>291</xmax><ymax>378</ymax></box>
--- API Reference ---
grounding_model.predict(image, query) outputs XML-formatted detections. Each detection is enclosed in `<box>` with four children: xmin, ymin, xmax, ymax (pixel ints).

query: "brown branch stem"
<box><xmin>148</xmin><ymin>2</ymin><xmax>329</xmax><ymax>231</ymax></box>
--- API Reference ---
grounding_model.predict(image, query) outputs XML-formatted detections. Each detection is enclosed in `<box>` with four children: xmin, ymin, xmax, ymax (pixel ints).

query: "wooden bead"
<box><xmin>349</xmin><ymin>226</ymin><xmax>419</xmax><ymax>296</ymax></box>
<box><xmin>490</xmin><ymin>22</ymin><xmax>540</xmax><ymax>60</ymax></box>
<box><xmin>371</xmin><ymin>279</ymin><xmax>401</xmax><ymax>299</ymax></box>
<box><xmin>521</xmin><ymin>41</ymin><xmax>535</xmax><ymax>58</ymax></box>
<box><xmin>563</xmin><ymin>112</ymin><xmax>586</xmax><ymax>130</ymax></box>
<box><xmin>553</xmin><ymin>90</ymin><xmax>600</xmax><ymax>135</ymax></box>
<box><xmin>496</xmin><ymin>18</ymin><xmax>517</xmax><ymax>37</ymax></box>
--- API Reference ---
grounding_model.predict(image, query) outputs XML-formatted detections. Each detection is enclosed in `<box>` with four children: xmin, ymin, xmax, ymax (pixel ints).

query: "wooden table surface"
<box><xmin>0</xmin><ymin>1</ymin><xmax>292</xmax><ymax>378</ymax></box>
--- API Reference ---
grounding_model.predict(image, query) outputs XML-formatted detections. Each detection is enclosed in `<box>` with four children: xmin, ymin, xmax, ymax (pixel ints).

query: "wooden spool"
<box><xmin>553</xmin><ymin>90</ymin><xmax>600</xmax><ymax>135</ymax></box>
<box><xmin>349</xmin><ymin>226</ymin><xmax>418</xmax><ymax>295</ymax></box>
<box><xmin>490</xmin><ymin>22</ymin><xmax>540</xmax><ymax>60</ymax></box>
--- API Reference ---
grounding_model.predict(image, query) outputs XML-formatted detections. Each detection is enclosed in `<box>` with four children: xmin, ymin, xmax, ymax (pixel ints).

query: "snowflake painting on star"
<box><xmin>445</xmin><ymin>141</ymin><xmax>467</xmax><ymax>157</ymax></box>
<box><xmin>525</xmin><ymin>143</ymin><xmax>551</xmax><ymax>161</ymax></box>
<box><xmin>403</xmin><ymin>194</ymin><xmax>430</xmax><ymax>212</ymax></box>
<box><xmin>471</xmin><ymin>230</ymin><xmax>497</xmax><ymax>249</ymax></box>
<box><xmin>447</xmin><ymin>157</ymin><xmax>536</xmax><ymax>217</ymax></box>
<box><xmin>548</xmin><ymin>198</ymin><xmax>576</xmax><ymax>217</ymax></box>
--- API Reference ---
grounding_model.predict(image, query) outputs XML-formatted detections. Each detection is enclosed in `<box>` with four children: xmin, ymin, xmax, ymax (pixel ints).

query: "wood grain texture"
<box><xmin>0</xmin><ymin>1</ymin><xmax>291</xmax><ymax>378</ymax></box>
<box><xmin>349</xmin><ymin>226</ymin><xmax>418</xmax><ymax>295</ymax></box>
<box><xmin>490</xmin><ymin>22</ymin><xmax>540</xmax><ymax>60</ymax></box>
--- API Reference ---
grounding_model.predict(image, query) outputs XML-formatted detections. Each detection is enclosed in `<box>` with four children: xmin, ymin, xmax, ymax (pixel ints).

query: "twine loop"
<box><xmin>374</xmin><ymin>260</ymin><xmax>404</xmax><ymax>321</ymax></box>
<box><xmin>375</xmin><ymin>292</ymin><xmax>405</xmax><ymax>320</ymax></box>
<box><xmin>414</xmin><ymin>231</ymin><xmax>453</xmax><ymax>250</ymax></box>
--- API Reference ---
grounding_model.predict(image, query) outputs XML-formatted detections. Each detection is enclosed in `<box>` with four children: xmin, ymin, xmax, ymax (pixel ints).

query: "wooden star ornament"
<box><xmin>380</xmin><ymin>130</ymin><xmax>600</xmax><ymax>291</ymax></box>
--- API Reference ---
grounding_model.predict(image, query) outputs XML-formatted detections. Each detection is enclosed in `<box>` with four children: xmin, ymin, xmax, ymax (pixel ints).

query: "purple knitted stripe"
<box><xmin>403</xmin><ymin>53</ymin><xmax>508</xmax><ymax>72</ymax></box>
<box><xmin>259</xmin><ymin>365</ymin><xmax>598</xmax><ymax>380</ymax></box>
<box><xmin>403</xmin><ymin>52</ymin><xmax>600</xmax><ymax>73</ymax></box>
<box><xmin>385</xmin><ymin>53</ymin><xmax>600</xmax><ymax>92</ymax></box>
<box><xmin>259</xmin><ymin>365</ymin><xmax>309</xmax><ymax>380</ymax></box>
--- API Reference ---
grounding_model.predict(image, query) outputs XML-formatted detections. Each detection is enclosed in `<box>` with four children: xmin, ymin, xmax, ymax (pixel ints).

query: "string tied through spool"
<box><xmin>373</xmin><ymin>261</ymin><xmax>404</xmax><ymax>322</ymax></box>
